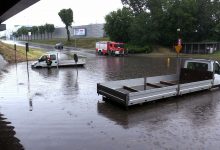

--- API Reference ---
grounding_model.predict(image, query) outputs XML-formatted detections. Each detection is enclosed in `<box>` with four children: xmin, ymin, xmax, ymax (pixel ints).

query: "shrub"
<box><xmin>126</xmin><ymin>44</ymin><xmax>152</xmax><ymax>54</ymax></box>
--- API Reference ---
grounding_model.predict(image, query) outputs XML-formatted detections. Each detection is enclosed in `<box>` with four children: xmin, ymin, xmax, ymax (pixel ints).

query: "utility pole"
<box><xmin>175</xmin><ymin>28</ymin><xmax>182</xmax><ymax>95</ymax></box>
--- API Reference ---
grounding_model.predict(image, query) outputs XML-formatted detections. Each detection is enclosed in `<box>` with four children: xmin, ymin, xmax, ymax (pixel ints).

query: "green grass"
<box><xmin>30</xmin><ymin>37</ymin><xmax>109</xmax><ymax>49</ymax></box>
<box><xmin>145</xmin><ymin>47</ymin><xmax>220</xmax><ymax>61</ymax></box>
<box><xmin>0</xmin><ymin>41</ymin><xmax>44</xmax><ymax>63</ymax></box>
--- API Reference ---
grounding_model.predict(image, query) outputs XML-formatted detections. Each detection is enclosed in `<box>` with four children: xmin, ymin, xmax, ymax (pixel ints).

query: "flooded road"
<box><xmin>1</xmin><ymin>54</ymin><xmax>220</xmax><ymax>150</ymax></box>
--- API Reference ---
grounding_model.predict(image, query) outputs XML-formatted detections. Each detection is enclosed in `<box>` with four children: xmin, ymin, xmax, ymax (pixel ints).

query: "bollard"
<box><xmin>74</xmin><ymin>54</ymin><xmax>78</xmax><ymax>63</ymax></box>
<box><xmin>14</xmin><ymin>44</ymin><xmax>17</xmax><ymax>63</ymax></box>
<box><xmin>74</xmin><ymin>54</ymin><xmax>78</xmax><ymax>76</ymax></box>
<box><xmin>57</xmin><ymin>53</ymin><xmax>59</xmax><ymax>69</ymax></box>
<box><xmin>25</xmin><ymin>43</ymin><xmax>29</xmax><ymax>64</ymax></box>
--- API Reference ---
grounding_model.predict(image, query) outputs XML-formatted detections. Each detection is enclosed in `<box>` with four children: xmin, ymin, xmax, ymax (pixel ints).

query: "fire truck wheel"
<box><xmin>98</xmin><ymin>51</ymin><xmax>102</xmax><ymax>55</ymax></box>
<box><xmin>108</xmin><ymin>50</ymin><xmax>111</xmax><ymax>56</ymax></box>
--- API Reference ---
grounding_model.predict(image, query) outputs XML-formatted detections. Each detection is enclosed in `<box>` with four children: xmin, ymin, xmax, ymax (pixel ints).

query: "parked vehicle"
<box><xmin>31</xmin><ymin>52</ymin><xmax>86</xmax><ymax>68</ymax></box>
<box><xmin>55</xmin><ymin>42</ymin><xmax>64</xmax><ymax>50</ymax></box>
<box><xmin>96</xmin><ymin>41</ymin><xmax>125</xmax><ymax>56</ymax></box>
<box><xmin>97</xmin><ymin>59</ymin><xmax>220</xmax><ymax>107</ymax></box>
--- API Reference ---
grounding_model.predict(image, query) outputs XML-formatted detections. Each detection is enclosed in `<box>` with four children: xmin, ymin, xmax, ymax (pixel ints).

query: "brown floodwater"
<box><xmin>1</xmin><ymin>54</ymin><xmax>220</xmax><ymax>150</ymax></box>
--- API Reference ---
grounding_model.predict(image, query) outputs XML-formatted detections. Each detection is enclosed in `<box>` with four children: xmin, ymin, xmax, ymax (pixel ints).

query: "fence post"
<box><xmin>25</xmin><ymin>43</ymin><xmax>29</xmax><ymax>64</ymax></box>
<box><xmin>14</xmin><ymin>44</ymin><xmax>17</xmax><ymax>63</ymax></box>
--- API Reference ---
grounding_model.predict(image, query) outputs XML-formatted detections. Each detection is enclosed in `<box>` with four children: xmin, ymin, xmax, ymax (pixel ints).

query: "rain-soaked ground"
<box><xmin>1</xmin><ymin>53</ymin><xmax>220</xmax><ymax>150</ymax></box>
<box><xmin>0</xmin><ymin>55</ymin><xmax>7</xmax><ymax>71</ymax></box>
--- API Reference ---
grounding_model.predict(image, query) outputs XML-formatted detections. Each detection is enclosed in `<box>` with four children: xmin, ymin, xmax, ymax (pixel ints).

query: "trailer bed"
<box><xmin>97</xmin><ymin>69</ymin><xmax>213</xmax><ymax>107</ymax></box>
<box><xmin>58</xmin><ymin>60</ymin><xmax>85</xmax><ymax>67</ymax></box>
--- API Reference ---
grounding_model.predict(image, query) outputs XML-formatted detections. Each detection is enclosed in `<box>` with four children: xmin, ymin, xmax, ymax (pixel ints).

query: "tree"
<box><xmin>120</xmin><ymin>0</ymin><xmax>220</xmax><ymax>46</ymax></box>
<box><xmin>43</xmin><ymin>24</ymin><xmax>55</xmax><ymax>39</ymax></box>
<box><xmin>16</xmin><ymin>28</ymin><xmax>22</xmax><ymax>40</ymax></box>
<box><xmin>12</xmin><ymin>32</ymin><xmax>18</xmax><ymax>39</ymax></box>
<box><xmin>129</xmin><ymin>12</ymin><xmax>160</xmax><ymax>45</ymax></box>
<box><xmin>104</xmin><ymin>7</ymin><xmax>134</xmax><ymax>42</ymax></box>
<box><xmin>45</xmin><ymin>23</ymin><xmax>50</xmax><ymax>39</ymax></box>
<box><xmin>159</xmin><ymin>0</ymin><xmax>198</xmax><ymax>45</ymax></box>
<box><xmin>18</xmin><ymin>26</ymin><xmax>28</xmax><ymax>40</ymax></box>
<box><xmin>121</xmin><ymin>0</ymin><xmax>147</xmax><ymax>14</ymax></box>
<box><xmin>45</xmin><ymin>24</ymin><xmax>55</xmax><ymax>39</ymax></box>
<box><xmin>32</xmin><ymin>26</ymin><xmax>39</xmax><ymax>40</ymax></box>
<box><xmin>58</xmin><ymin>8</ymin><xmax>73</xmax><ymax>41</ymax></box>
<box><xmin>48</xmin><ymin>24</ymin><xmax>55</xmax><ymax>39</ymax></box>
<box><xmin>38</xmin><ymin>25</ymin><xmax>45</xmax><ymax>40</ymax></box>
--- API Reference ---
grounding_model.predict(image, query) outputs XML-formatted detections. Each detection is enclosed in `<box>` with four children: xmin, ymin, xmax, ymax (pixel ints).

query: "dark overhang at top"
<box><xmin>0</xmin><ymin>0</ymin><xmax>40</xmax><ymax>23</ymax></box>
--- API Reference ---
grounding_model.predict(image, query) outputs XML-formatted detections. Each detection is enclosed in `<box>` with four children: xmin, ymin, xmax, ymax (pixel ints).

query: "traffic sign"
<box><xmin>178</xmin><ymin>38</ymin><xmax>182</xmax><ymax>45</ymax></box>
<box><xmin>175</xmin><ymin>45</ymin><xmax>182</xmax><ymax>53</ymax></box>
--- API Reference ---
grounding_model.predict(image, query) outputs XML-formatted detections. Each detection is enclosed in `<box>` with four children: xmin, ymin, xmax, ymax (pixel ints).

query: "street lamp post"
<box><xmin>177</xmin><ymin>28</ymin><xmax>181</xmax><ymax>46</ymax></box>
<box><xmin>176</xmin><ymin>28</ymin><xmax>181</xmax><ymax>95</ymax></box>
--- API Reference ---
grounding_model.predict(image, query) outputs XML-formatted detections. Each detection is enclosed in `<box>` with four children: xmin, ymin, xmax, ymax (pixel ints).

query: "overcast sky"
<box><xmin>4</xmin><ymin>0</ymin><xmax>123</xmax><ymax>29</ymax></box>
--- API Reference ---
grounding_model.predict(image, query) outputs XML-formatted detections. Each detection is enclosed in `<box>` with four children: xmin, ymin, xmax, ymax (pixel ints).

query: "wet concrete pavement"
<box><xmin>1</xmin><ymin>53</ymin><xmax>220</xmax><ymax>150</ymax></box>
<box><xmin>0</xmin><ymin>54</ymin><xmax>7</xmax><ymax>71</ymax></box>
<box><xmin>1</xmin><ymin>40</ymin><xmax>95</xmax><ymax>57</ymax></box>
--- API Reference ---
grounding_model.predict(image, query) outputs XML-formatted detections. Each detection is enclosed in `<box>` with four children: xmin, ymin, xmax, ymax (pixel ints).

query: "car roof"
<box><xmin>184</xmin><ymin>58</ymin><xmax>214</xmax><ymax>63</ymax></box>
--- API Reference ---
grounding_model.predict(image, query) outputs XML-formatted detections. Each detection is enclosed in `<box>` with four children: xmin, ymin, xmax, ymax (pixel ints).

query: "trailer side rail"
<box><xmin>97</xmin><ymin>84</ymin><xmax>128</xmax><ymax>105</ymax></box>
<box><xmin>128</xmin><ymin>85</ymin><xmax>178</xmax><ymax>106</ymax></box>
<box><xmin>179</xmin><ymin>80</ymin><xmax>212</xmax><ymax>95</ymax></box>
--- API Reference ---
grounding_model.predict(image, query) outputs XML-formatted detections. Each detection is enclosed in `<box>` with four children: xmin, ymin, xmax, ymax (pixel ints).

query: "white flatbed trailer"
<box><xmin>97</xmin><ymin>59</ymin><xmax>220</xmax><ymax>107</ymax></box>
<box><xmin>31</xmin><ymin>51</ymin><xmax>86</xmax><ymax>68</ymax></box>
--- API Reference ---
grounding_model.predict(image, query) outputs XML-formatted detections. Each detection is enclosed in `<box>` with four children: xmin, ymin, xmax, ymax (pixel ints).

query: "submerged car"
<box><xmin>55</xmin><ymin>42</ymin><xmax>64</xmax><ymax>49</ymax></box>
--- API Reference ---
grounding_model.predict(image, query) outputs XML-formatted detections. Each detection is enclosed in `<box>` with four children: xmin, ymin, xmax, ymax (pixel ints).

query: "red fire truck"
<box><xmin>96</xmin><ymin>41</ymin><xmax>125</xmax><ymax>56</ymax></box>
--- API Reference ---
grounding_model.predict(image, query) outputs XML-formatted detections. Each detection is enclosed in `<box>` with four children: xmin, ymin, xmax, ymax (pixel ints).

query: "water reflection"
<box><xmin>97</xmin><ymin>99</ymin><xmax>178</xmax><ymax>129</ymax></box>
<box><xmin>2</xmin><ymin>55</ymin><xmax>220</xmax><ymax>149</ymax></box>
<box><xmin>167</xmin><ymin>57</ymin><xmax>170</xmax><ymax>68</ymax></box>
<box><xmin>62</xmin><ymin>69</ymin><xmax>79</xmax><ymax>94</ymax></box>
<box><xmin>26</xmin><ymin>62</ymin><xmax>31</xmax><ymax>112</ymax></box>
<box><xmin>103</xmin><ymin>56</ymin><xmax>176</xmax><ymax>80</ymax></box>
<box><xmin>0</xmin><ymin>113</ymin><xmax>24</xmax><ymax>150</ymax></box>
<box><xmin>183</xmin><ymin>90</ymin><xmax>218</xmax><ymax>127</ymax></box>
<box><xmin>97</xmin><ymin>90</ymin><xmax>220</xmax><ymax>130</ymax></box>
<box><xmin>31</xmin><ymin>68</ymin><xmax>59</xmax><ymax>78</ymax></box>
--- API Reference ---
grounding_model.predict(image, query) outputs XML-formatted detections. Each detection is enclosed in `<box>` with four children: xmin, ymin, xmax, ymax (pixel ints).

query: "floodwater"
<box><xmin>1</xmin><ymin>54</ymin><xmax>220</xmax><ymax>150</ymax></box>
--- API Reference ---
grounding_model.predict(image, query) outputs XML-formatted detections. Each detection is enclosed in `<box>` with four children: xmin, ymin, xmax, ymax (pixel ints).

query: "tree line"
<box><xmin>13</xmin><ymin>23</ymin><xmax>55</xmax><ymax>40</ymax></box>
<box><xmin>12</xmin><ymin>8</ymin><xmax>74</xmax><ymax>41</ymax></box>
<box><xmin>104</xmin><ymin>0</ymin><xmax>220</xmax><ymax>47</ymax></box>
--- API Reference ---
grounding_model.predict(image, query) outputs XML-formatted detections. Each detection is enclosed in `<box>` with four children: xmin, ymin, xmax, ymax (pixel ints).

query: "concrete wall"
<box><xmin>53</xmin><ymin>28</ymin><xmax>66</xmax><ymax>39</ymax></box>
<box><xmin>53</xmin><ymin>23</ymin><xmax>105</xmax><ymax>39</ymax></box>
